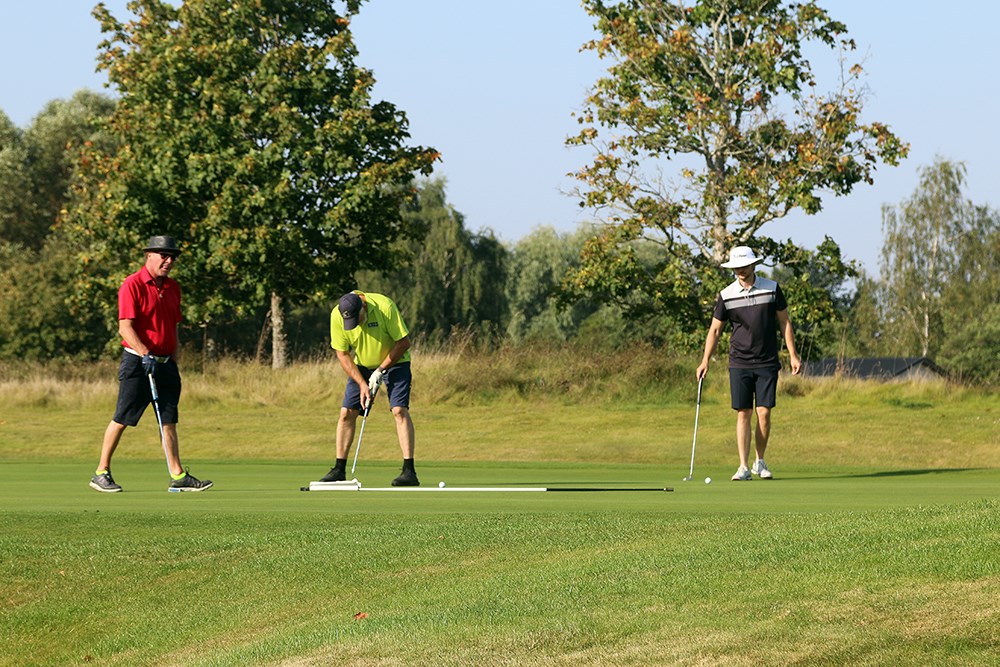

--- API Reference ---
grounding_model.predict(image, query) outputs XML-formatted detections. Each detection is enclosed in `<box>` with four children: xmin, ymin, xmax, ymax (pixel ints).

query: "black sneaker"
<box><xmin>391</xmin><ymin>469</ymin><xmax>420</xmax><ymax>487</ymax></box>
<box><xmin>320</xmin><ymin>467</ymin><xmax>346</xmax><ymax>482</ymax></box>
<box><xmin>168</xmin><ymin>469</ymin><xmax>213</xmax><ymax>493</ymax></box>
<box><xmin>90</xmin><ymin>471</ymin><xmax>122</xmax><ymax>493</ymax></box>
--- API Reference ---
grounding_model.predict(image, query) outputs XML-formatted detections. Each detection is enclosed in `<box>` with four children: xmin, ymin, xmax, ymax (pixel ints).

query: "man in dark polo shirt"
<box><xmin>696</xmin><ymin>246</ymin><xmax>801</xmax><ymax>481</ymax></box>
<box><xmin>89</xmin><ymin>235</ymin><xmax>212</xmax><ymax>493</ymax></box>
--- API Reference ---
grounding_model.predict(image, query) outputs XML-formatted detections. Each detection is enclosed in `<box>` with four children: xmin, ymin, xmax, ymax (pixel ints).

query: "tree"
<box><xmin>939</xmin><ymin>303</ymin><xmax>1000</xmax><ymax>387</ymax></box>
<box><xmin>506</xmin><ymin>226</ymin><xmax>593</xmax><ymax>342</ymax></box>
<box><xmin>0</xmin><ymin>235</ymin><xmax>110</xmax><ymax>359</ymax></box>
<box><xmin>61</xmin><ymin>0</ymin><xmax>437</xmax><ymax>366</ymax></box>
<box><xmin>0</xmin><ymin>92</ymin><xmax>118</xmax><ymax>360</ymax></box>
<box><xmin>0</xmin><ymin>91</ymin><xmax>116</xmax><ymax>251</ymax></box>
<box><xmin>943</xmin><ymin>203</ymin><xmax>1000</xmax><ymax>329</ymax></box>
<box><xmin>767</xmin><ymin>236</ymin><xmax>858</xmax><ymax>359</ymax></box>
<box><xmin>873</xmin><ymin>158</ymin><xmax>1000</xmax><ymax>385</ymax></box>
<box><xmin>937</xmin><ymin>201</ymin><xmax>1000</xmax><ymax>384</ymax></box>
<box><xmin>0</xmin><ymin>112</ymin><xmax>34</xmax><ymax>247</ymax></box>
<box><xmin>879</xmin><ymin>158</ymin><xmax>971</xmax><ymax>357</ymax></box>
<box><xmin>842</xmin><ymin>159</ymin><xmax>1000</xmax><ymax>384</ymax></box>
<box><xmin>566</xmin><ymin>0</ymin><xmax>907</xmax><ymax>333</ymax></box>
<box><xmin>357</xmin><ymin>179</ymin><xmax>507</xmax><ymax>342</ymax></box>
<box><xmin>833</xmin><ymin>271</ymin><xmax>887</xmax><ymax>358</ymax></box>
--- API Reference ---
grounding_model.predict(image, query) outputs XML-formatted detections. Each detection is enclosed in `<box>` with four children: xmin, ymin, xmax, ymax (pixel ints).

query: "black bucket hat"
<box><xmin>144</xmin><ymin>235</ymin><xmax>181</xmax><ymax>256</ymax></box>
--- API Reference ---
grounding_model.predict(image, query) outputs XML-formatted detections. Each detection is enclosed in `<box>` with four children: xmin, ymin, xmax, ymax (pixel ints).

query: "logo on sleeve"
<box><xmin>367</xmin><ymin>321</ymin><xmax>379</xmax><ymax>328</ymax></box>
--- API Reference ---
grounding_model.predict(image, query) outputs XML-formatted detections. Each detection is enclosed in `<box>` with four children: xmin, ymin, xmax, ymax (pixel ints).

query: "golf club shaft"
<box><xmin>148</xmin><ymin>373</ymin><xmax>172</xmax><ymax>474</ymax></box>
<box><xmin>688</xmin><ymin>376</ymin><xmax>703</xmax><ymax>478</ymax></box>
<box><xmin>350</xmin><ymin>384</ymin><xmax>379</xmax><ymax>475</ymax></box>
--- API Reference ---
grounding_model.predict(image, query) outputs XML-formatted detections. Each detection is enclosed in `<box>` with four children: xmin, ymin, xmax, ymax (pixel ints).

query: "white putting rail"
<box><xmin>307</xmin><ymin>481</ymin><xmax>547</xmax><ymax>492</ymax></box>
<box><xmin>304</xmin><ymin>481</ymin><xmax>672</xmax><ymax>492</ymax></box>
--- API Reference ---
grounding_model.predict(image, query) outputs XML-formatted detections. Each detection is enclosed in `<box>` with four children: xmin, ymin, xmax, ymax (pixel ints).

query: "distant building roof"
<box><xmin>803</xmin><ymin>357</ymin><xmax>947</xmax><ymax>380</ymax></box>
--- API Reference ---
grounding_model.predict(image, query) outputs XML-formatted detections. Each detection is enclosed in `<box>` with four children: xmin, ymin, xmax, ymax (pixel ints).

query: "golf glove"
<box><xmin>141</xmin><ymin>353</ymin><xmax>158</xmax><ymax>377</ymax></box>
<box><xmin>368</xmin><ymin>367</ymin><xmax>385</xmax><ymax>394</ymax></box>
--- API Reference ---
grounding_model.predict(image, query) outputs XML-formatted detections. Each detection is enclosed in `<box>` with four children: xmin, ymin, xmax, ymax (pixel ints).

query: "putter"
<box><xmin>683</xmin><ymin>376</ymin><xmax>704</xmax><ymax>481</ymax></box>
<box><xmin>148</xmin><ymin>373</ymin><xmax>173</xmax><ymax>475</ymax></box>
<box><xmin>350</xmin><ymin>382</ymin><xmax>380</xmax><ymax>476</ymax></box>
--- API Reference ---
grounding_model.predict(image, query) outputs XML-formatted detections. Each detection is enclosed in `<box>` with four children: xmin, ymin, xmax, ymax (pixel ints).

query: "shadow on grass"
<box><xmin>822</xmin><ymin>468</ymin><xmax>985</xmax><ymax>480</ymax></box>
<box><xmin>487</xmin><ymin>480</ymin><xmax>640</xmax><ymax>487</ymax></box>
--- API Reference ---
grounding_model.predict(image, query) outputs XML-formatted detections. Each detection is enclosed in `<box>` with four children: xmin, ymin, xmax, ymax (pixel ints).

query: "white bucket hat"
<box><xmin>720</xmin><ymin>246</ymin><xmax>763</xmax><ymax>269</ymax></box>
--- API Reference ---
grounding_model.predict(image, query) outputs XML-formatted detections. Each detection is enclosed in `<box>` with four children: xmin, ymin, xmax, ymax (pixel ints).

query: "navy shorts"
<box><xmin>113</xmin><ymin>352</ymin><xmax>181</xmax><ymax>426</ymax></box>
<box><xmin>729</xmin><ymin>366</ymin><xmax>778</xmax><ymax>410</ymax></box>
<box><xmin>343</xmin><ymin>362</ymin><xmax>411</xmax><ymax>412</ymax></box>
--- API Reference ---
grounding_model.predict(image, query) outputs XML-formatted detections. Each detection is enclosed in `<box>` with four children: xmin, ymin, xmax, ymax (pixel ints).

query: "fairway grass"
<box><xmin>1</xmin><ymin>363</ymin><xmax>997</xmax><ymax>665</ymax></box>
<box><xmin>1</xmin><ymin>461</ymin><xmax>998</xmax><ymax>666</ymax></box>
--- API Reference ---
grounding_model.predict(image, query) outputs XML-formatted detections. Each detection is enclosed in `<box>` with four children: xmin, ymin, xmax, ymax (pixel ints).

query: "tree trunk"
<box><xmin>711</xmin><ymin>217</ymin><xmax>728</xmax><ymax>264</ymax></box>
<box><xmin>710</xmin><ymin>177</ymin><xmax>728</xmax><ymax>263</ymax></box>
<box><xmin>271</xmin><ymin>292</ymin><xmax>288</xmax><ymax>369</ymax></box>
<box><xmin>921</xmin><ymin>294</ymin><xmax>930</xmax><ymax>357</ymax></box>
<box><xmin>254</xmin><ymin>309</ymin><xmax>272</xmax><ymax>365</ymax></box>
<box><xmin>201</xmin><ymin>324</ymin><xmax>217</xmax><ymax>367</ymax></box>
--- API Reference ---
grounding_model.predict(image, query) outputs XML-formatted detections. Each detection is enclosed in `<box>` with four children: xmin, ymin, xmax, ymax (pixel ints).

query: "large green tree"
<box><xmin>62</xmin><ymin>0</ymin><xmax>436</xmax><ymax>366</ymax></box>
<box><xmin>0</xmin><ymin>92</ymin><xmax>117</xmax><ymax>360</ymax></box>
<box><xmin>0</xmin><ymin>112</ymin><xmax>32</xmax><ymax>248</ymax></box>
<box><xmin>506</xmin><ymin>225</ymin><xmax>628</xmax><ymax>344</ymax></box>
<box><xmin>938</xmin><ymin>201</ymin><xmax>999</xmax><ymax>382</ymax></box>
<box><xmin>0</xmin><ymin>91</ymin><xmax>115</xmax><ymax>251</ymax></box>
<box><xmin>766</xmin><ymin>235</ymin><xmax>858</xmax><ymax>359</ymax></box>
<box><xmin>879</xmin><ymin>158</ymin><xmax>999</xmax><ymax>378</ymax></box>
<box><xmin>566</xmin><ymin>0</ymin><xmax>907</xmax><ymax>335</ymax></box>
<box><xmin>357</xmin><ymin>179</ymin><xmax>507</xmax><ymax>342</ymax></box>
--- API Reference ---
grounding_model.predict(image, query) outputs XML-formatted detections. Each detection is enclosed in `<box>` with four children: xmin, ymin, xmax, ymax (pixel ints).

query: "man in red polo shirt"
<box><xmin>89</xmin><ymin>235</ymin><xmax>212</xmax><ymax>493</ymax></box>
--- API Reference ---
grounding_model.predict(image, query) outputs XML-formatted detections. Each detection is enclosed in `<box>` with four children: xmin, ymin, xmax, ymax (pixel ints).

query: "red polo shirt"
<box><xmin>119</xmin><ymin>266</ymin><xmax>182</xmax><ymax>356</ymax></box>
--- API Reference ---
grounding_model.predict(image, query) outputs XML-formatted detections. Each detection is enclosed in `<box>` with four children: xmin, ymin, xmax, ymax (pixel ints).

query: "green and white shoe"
<box><xmin>168</xmin><ymin>470</ymin><xmax>213</xmax><ymax>493</ymax></box>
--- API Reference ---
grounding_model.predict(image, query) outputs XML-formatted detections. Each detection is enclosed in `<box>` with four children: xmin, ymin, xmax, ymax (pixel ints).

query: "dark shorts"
<box><xmin>343</xmin><ymin>362</ymin><xmax>411</xmax><ymax>412</ymax></box>
<box><xmin>113</xmin><ymin>352</ymin><xmax>181</xmax><ymax>426</ymax></box>
<box><xmin>729</xmin><ymin>366</ymin><xmax>778</xmax><ymax>410</ymax></box>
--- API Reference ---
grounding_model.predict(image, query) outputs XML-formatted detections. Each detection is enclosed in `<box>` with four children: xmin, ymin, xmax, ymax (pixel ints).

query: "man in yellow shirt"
<box><xmin>322</xmin><ymin>291</ymin><xmax>418</xmax><ymax>486</ymax></box>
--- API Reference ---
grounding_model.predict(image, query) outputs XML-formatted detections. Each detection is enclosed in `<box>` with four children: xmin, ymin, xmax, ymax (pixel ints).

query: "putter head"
<box><xmin>682</xmin><ymin>475</ymin><xmax>693</xmax><ymax>481</ymax></box>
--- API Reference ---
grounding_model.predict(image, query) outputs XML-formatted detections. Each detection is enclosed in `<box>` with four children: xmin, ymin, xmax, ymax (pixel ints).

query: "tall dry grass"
<box><xmin>0</xmin><ymin>346</ymin><xmax>995</xmax><ymax>468</ymax></box>
<box><xmin>0</xmin><ymin>344</ymin><xmax>987</xmax><ymax>411</ymax></box>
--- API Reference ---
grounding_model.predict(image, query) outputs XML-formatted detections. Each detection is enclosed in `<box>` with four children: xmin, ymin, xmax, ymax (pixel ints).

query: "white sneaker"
<box><xmin>751</xmin><ymin>459</ymin><xmax>773</xmax><ymax>479</ymax></box>
<box><xmin>731</xmin><ymin>466</ymin><xmax>752</xmax><ymax>481</ymax></box>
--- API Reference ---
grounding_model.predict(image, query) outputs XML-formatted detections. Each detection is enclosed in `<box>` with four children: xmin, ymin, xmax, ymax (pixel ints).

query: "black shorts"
<box><xmin>729</xmin><ymin>366</ymin><xmax>778</xmax><ymax>410</ymax></box>
<box><xmin>343</xmin><ymin>362</ymin><xmax>411</xmax><ymax>412</ymax></box>
<box><xmin>113</xmin><ymin>352</ymin><xmax>181</xmax><ymax>426</ymax></box>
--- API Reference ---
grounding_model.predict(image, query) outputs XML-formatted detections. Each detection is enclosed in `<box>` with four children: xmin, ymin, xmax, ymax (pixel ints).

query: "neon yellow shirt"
<box><xmin>330</xmin><ymin>291</ymin><xmax>411</xmax><ymax>368</ymax></box>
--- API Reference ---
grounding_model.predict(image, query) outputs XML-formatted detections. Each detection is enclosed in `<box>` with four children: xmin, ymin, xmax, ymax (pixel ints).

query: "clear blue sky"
<box><xmin>1</xmin><ymin>1</ymin><xmax>996</xmax><ymax>274</ymax></box>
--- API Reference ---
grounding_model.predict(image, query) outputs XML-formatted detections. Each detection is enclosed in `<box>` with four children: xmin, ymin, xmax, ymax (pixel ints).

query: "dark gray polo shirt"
<box><xmin>712</xmin><ymin>277</ymin><xmax>787</xmax><ymax>369</ymax></box>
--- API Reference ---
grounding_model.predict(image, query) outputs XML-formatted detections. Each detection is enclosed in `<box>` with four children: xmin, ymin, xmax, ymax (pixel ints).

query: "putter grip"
<box><xmin>364</xmin><ymin>383</ymin><xmax>380</xmax><ymax>415</ymax></box>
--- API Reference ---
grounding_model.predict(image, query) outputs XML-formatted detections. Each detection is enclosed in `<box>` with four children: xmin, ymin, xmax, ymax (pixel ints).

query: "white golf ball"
<box><xmin>438</xmin><ymin>481</ymin><xmax>446</xmax><ymax>488</ymax></box>
<box><xmin>704</xmin><ymin>477</ymin><xmax>712</xmax><ymax>484</ymax></box>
